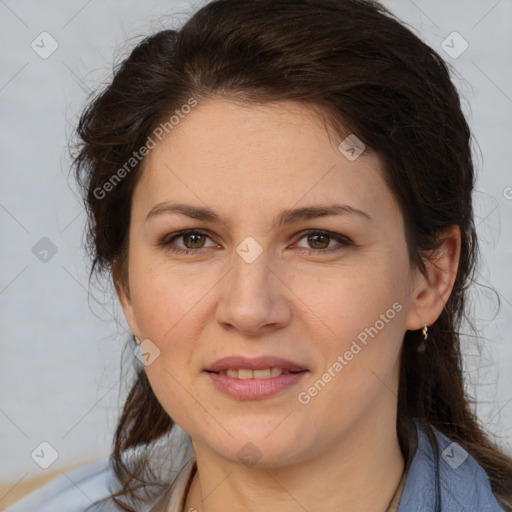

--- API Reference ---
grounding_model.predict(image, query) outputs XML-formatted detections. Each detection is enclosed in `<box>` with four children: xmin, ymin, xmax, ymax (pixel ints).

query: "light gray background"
<box><xmin>1</xmin><ymin>0</ymin><xmax>511</xmax><ymax>489</ymax></box>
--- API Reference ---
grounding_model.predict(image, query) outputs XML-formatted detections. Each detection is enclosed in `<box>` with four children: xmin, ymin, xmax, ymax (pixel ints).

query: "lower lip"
<box><xmin>204</xmin><ymin>371</ymin><xmax>308</xmax><ymax>399</ymax></box>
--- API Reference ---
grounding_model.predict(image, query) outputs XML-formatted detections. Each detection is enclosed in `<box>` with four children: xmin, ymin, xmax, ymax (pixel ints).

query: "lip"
<box><xmin>205</xmin><ymin>370</ymin><xmax>308</xmax><ymax>400</ymax></box>
<box><xmin>205</xmin><ymin>355</ymin><xmax>307</xmax><ymax>373</ymax></box>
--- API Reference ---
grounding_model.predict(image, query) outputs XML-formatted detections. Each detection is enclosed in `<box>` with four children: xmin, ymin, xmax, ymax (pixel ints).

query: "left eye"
<box><xmin>294</xmin><ymin>230</ymin><xmax>351</xmax><ymax>252</ymax></box>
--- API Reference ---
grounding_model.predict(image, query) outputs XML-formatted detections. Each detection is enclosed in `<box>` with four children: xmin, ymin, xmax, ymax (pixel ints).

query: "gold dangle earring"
<box><xmin>417</xmin><ymin>324</ymin><xmax>428</xmax><ymax>352</ymax></box>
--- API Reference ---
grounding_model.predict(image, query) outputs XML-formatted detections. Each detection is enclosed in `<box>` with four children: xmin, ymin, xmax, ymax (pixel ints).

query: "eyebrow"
<box><xmin>146</xmin><ymin>202</ymin><xmax>372</xmax><ymax>227</ymax></box>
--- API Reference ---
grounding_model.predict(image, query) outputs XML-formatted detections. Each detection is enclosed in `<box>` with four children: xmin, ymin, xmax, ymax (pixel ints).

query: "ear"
<box><xmin>113</xmin><ymin>265</ymin><xmax>139</xmax><ymax>339</ymax></box>
<box><xmin>405</xmin><ymin>225</ymin><xmax>461</xmax><ymax>331</ymax></box>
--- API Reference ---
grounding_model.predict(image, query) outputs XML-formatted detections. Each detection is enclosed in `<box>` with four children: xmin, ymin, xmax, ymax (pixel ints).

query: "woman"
<box><xmin>8</xmin><ymin>0</ymin><xmax>511</xmax><ymax>510</ymax></box>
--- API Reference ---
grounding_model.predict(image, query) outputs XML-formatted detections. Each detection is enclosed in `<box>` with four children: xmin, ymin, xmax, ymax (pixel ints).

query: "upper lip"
<box><xmin>205</xmin><ymin>356</ymin><xmax>307</xmax><ymax>372</ymax></box>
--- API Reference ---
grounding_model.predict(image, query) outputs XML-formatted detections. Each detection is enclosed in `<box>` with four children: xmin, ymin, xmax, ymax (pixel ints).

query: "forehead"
<box><xmin>133</xmin><ymin>98</ymin><xmax>399</xmax><ymax>229</ymax></box>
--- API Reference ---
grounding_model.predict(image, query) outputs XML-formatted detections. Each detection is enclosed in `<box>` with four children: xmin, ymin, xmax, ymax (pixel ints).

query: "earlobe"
<box><xmin>405</xmin><ymin>225</ymin><xmax>461</xmax><ymax>331</ymax></box>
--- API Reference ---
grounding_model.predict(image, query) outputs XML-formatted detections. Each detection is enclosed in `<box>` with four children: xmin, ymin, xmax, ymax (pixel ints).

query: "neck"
<box><xmin>184</xmin><ymin>408</ymin><xmax>405</xmax><ymax>512</ymax></box>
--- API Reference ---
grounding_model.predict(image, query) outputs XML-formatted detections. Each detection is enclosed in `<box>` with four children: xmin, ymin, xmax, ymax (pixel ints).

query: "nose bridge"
<box><xmin>229</xmin><ymin>234</ymin><xmax>273</xmax><ymax>300</ymax></box>
<box><xmin>216</xmin><ymin>235</ymin><xmax>290</xmax><ymax>333</ymax></box>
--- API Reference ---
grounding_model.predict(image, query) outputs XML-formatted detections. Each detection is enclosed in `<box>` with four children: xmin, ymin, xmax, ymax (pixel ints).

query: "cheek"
<box><xmin>129</xmin><ymin>273</ymin><xmax>200</xmax><ymax>422</ymax></box>
<box><xmin>127</xmin><ymin>262</ymin><xmax>211</xmax><ymax>382</ymax></box>
<box><xmin>297</xmin><ymin>259</ymin><xmax>408</xmax><ymax>408</ymax></box>
<box><xmin>295</xmin><ymin>260</ymin><xmax>406</xmax><ymax>344</ymax></box>
<box><xmin>299</xmin><ymin>276</ymin><xmax>405</xmax><ymax>417</ymax></box>
<box><xmin>128</xmin><ymin>257</ymin><xmax>202</xmax><ymax>338</ymax></box>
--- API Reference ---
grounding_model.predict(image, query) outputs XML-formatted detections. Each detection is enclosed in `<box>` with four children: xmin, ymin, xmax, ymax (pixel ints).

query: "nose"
<box><xmin>215</xmin><ymin>245</ymin><xmax>292</xmax><ymax>337</ymax></box>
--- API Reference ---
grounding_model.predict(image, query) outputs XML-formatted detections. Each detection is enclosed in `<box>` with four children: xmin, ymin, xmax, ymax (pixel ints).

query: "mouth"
<box><xmin>204</xmin><ymin>357</ymin><xmax>309</xmax><ymax>399</ymax></box>
<box><xmin>204</xmin><ymin>355</ymin><xmax>308</xmax><ymax>379</ymax></box>
<box><xmin>205</xmin><ymin>367</ymin><xmax>307</xmax><ymax>379</ymax></box>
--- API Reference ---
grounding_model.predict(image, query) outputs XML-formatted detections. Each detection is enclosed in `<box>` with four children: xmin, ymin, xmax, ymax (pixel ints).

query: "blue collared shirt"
<box><xmin>397</xmin><ymin>420</ymin><xmax>506</xmax><ymax>511</ymax></box>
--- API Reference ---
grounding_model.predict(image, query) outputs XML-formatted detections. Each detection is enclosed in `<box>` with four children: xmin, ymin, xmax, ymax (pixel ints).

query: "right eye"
<box><xmin>160</xmin><ymin>230</ymin><xmax>218</xmax><ymax>254</ymax></box>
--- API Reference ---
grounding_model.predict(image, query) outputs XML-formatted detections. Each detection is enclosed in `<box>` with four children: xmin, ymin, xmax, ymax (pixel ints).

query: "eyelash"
<box><xmin>159</xmin><ymin>229</ymin><xmax>352</xmax><ymax>255</ymax></box>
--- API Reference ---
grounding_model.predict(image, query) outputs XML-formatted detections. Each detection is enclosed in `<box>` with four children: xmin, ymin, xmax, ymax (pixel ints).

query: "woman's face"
<box><xmin>118</xmin><ymin>98</ymin><xmax>425</xmax><ymax>467</ymax></box>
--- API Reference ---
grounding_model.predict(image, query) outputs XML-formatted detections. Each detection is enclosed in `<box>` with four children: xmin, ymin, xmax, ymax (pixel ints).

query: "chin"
<box><xmin>205</xmin><ymin>430</ymin><xmax>308</xmax><ymax>469</ymax></box>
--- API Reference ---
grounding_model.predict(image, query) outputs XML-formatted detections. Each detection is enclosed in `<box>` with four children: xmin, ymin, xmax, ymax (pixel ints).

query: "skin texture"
<box><xmin>117</xmin><ymin>98</ymin><xmax>461</xmax><ymax>511</ymax></box>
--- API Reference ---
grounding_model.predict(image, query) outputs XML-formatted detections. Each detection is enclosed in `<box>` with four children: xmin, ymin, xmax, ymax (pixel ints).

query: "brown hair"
<box><xmin>72</xmin><ymin>0</ymin><xmax>512</xmax><ymax>509</ymax></box>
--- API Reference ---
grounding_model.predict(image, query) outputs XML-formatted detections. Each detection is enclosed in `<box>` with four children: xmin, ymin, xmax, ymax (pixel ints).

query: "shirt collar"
<box><xmin>148</xmin><ymin>456</ymin><xmax>197</xmax><ymax>512</ymax></box>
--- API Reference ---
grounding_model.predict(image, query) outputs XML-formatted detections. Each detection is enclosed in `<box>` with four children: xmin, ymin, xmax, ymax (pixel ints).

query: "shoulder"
<box><xmin>5</xmin><ymin>456</ymin><xmax>117</xmax><ymax>512</ymax></box>
<box><xmin>6</xmin><ymin>426</ymin><xmax>196</xmax><ymax>511</ymax></box>
<box><xmin>398</xmin><ymin>419</ymin><xmax>507</xmax><ymax>512</ymax></box>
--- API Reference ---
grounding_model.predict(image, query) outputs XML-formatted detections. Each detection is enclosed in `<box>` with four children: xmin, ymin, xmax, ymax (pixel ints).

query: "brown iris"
<box><xmin>306</xmin><ymin>233</ymin><xmax>330</xmax><ymax>250</ymax></box>
<box><xmin>182</xmin><ymin>233</ymin><xmax>207</xmax><ymax>249</ymax></box>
